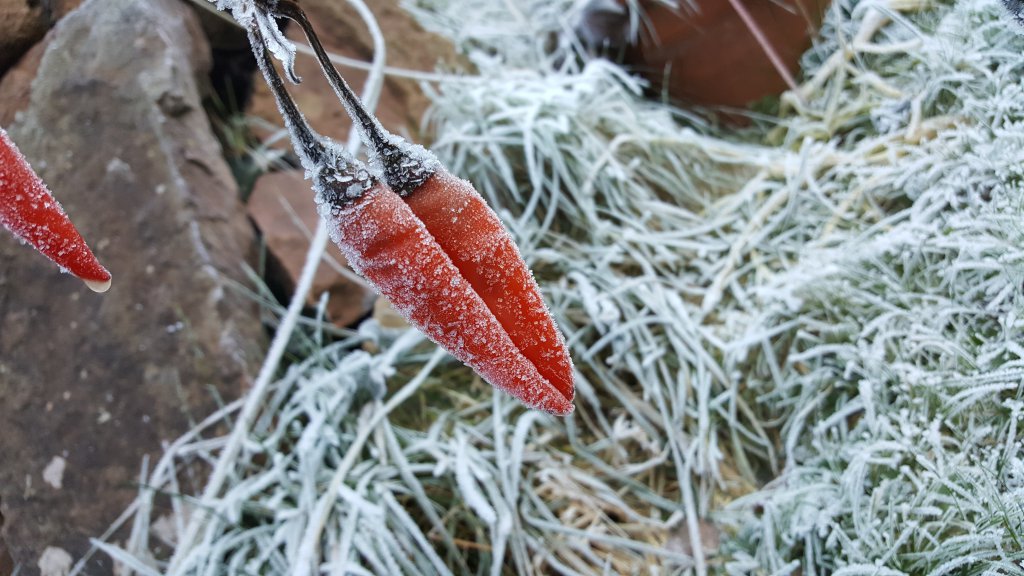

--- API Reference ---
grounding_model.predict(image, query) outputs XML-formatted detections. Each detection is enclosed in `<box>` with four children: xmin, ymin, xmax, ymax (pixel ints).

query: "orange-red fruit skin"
<box><xmin>404</xmin><ymin>171</ymin><xmax>575</xmax><ymax>405</ymax></box>
<box><xmin>322</xmin><ymin>184</ymin><xmax>573</xmax><ymax>416</ymax></box>
<box><xmin>0</xmin><ymin>128</ymin><xmax>111</xmax><ymax>285</ymax></box>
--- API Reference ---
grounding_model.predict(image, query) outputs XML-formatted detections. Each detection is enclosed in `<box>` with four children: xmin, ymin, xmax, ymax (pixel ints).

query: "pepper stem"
<box><xmin>248</xmin><ymin>22</ymin><xmax>376</xmax><ymax>206</ymax></box>
<box><xmin>248</xmin><ymin>24</ymin><xmax>326</xmax><ymax>167</ymax></box>
<box><xmin>271</xmin><ymin>0</ymin><xmax>394</xmax><ymax>155</ymax></box>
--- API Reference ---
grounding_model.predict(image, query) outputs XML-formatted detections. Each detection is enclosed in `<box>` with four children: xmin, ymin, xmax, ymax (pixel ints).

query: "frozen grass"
<box><xmin>85</xmin><ymin>0</ymin><xmax>1024</xmax><ymax>573</ymax></box>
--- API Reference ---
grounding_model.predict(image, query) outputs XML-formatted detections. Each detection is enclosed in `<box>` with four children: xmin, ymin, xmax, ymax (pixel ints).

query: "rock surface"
<box><xmin>0</xmin><ymin>0</ymin><xmax>265</xmax><ymax>573</ymax></box>
<box><xmin>582</xmin><ymin>0</ymin><xmax>828</xmax><ymax>110</ymax></box>
<box><xmin>0</xmin><ymin>0</ymin><xmax>48</xmax><ymax>74</ymax></box>
<box><xmin>0</xmin><ymin>31</ymin><xmax>51</xmax><ymax>127</ymax></box>
<box><xmin>247</xmin><ymin>170</ymin><xmax>375</xmax><ymax>326</ymax></box>
<box><xmin>0</xmin><ymin>0</ymin><xmax>84</xmax><ymax>75</ymax></box>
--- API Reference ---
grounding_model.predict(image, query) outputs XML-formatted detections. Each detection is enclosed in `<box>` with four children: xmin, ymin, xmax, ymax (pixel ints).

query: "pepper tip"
<box><xmin>543</xmin><ymin>394</ymin><xmax>575</xmax><ymax>417</ymax></box>
<box><xmin>83</xmin><ymin>275</ymin><xmax>112</xmax><ymax>293</ymax></box>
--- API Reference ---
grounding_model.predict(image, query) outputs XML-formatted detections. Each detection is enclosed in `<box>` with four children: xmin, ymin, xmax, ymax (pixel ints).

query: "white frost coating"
<box><xmin>42</xmin><ymin>455</ymin><xmax>66</xmax><ymax>489</ymax></box>
<box><xmin>38</xmin><ymin>547</ymin><xmax>73</xmax><ymax>576</ymax></box>
<box><xmin>388</xmin><ymin>136</ymin><xmax>440</xmax><ymax>172</ymax></box>
<box><xmin>454</xmin><ymin>432</ymin><xmax>497</xmax><ymax>525</ymax></box>
<box><xmin>369</xmin><ymin>133</ymin><xmax>442</xmax><ymax>191</ymax></box>
<box><xmin>255</xmin><ymin>9</ymin><xmax>299</xmax><ymax>83</ymax></box>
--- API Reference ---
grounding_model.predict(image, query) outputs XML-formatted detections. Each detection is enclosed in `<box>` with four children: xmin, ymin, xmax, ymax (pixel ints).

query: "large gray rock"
<box><xmin>0</xmin><ymin>0</ymin><xmax>265</xmax><ymax>573</ymax></box>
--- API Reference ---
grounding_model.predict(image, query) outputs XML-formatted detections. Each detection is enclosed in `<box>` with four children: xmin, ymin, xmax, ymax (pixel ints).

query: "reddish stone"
<box><xmin>0</xmin><ymin>0</ymin><xmax>48</xmax><ymax>74</ymax></box>
<box><xmin>0</xmin><ymin>34</ymin><xmax>50</xmax><ymax>137</ymax></box>
<box><xmin>612</xmin><ymin>0</ymin><xmax>829</xmax><ymax>109</ymax></box>
<box><xmin>247</xmin><ymin>170</ymin><xmax>375</xmax><ymax>327</ymax></box>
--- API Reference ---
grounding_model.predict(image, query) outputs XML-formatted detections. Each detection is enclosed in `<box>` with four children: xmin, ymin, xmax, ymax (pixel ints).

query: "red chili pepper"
<box><xmin>250</xmin><ymin>25</ymin><xmax>574</xmax><ymax>415</ymax></box>
<box><xmin>271</xmin><ymin>1</ymin><xmax>575</xmax><ymax>408</ymax></box>
<box><xmin>404</xmin><ymin>172</ymin><xmax>575</xmax><ymax>404</ymax></box>
<box><xmin>0</xmin><ymin>127</ymin><xmax>111</xmax><ymax>292</ymax></box>
<box><xmin>325</xmin><ymin>184</ymin><xmax>573</xmax><ymax>415</ymax></box>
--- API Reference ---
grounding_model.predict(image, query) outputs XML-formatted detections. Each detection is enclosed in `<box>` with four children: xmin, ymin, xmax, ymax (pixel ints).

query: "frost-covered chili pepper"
<box><xmin>0</xmin><ymin>127</ymin><xmax>111</xmax><ymax>292</ymax></box>
<box><xmin>250</xmin><ymin>26</ymin><xmax>573</xmax><ymax>415</ymax></box>
<box><xmin>270</xmin><ymin>0</ymin><xmax>575</xmax><ymax>407</ymax></box>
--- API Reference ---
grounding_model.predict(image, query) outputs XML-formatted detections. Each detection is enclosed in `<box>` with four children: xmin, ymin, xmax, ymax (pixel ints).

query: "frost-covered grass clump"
<box><xmin>415</xmin><ymin>0</ymin><xmax>1024</xmax><ymax>572</ymax></box>
<box><xmin>89</xmin><ymin>0</ymin><xmax>1024</xmax><ymax>573</ymax></box>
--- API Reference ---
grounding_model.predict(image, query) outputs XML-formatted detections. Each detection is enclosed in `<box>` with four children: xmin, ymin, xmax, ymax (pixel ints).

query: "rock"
<box><xmin>373</xmin><ymin>296</ymin><xmax>409</xmax><ymax>330</ymax></box>
<box><xmin>247</xmin><ymin>0</ymin><xmax>458</xmax><ymax>146</ymax></box>
<box><xmin>0</xmin><ymin>513</ymin><xmax>12</xmax><ymax>576</ymax></box>
<box><xmin>576</xmin><ymin>0</ymin><xmax>631</xmax><ymax>52</ymax></box>
<box><xmin>0</xmin><ymin>0</ymin><xmax>48</xmax><ymax>74</ymax></box>
<box><xmin>190</xmin><ymin>3</ymin><xmax>259</xmax><ymax>111</ymax></box>
<box><xmin>42</xmin><ymin>0</ymin><xmax>84</xmax><ymax>22</ymax></box>
<box><xmin>0</xmin><ymin>0</ymin><xmax>84</xmax><ymax>75</ymax></box>
<box><xmin>665</xmin><ymin>518</ymin><xmax>721</xmax><ymax>558</ymax></box>
<box><xmin>36</xmin><ymin>547</ymin><xmax>71</xmax><ymax>576</ymax></box>
<box><xmin>247</xmin><ymin>170</ymin><xmax>375</xmax><ymax>326</ymax></box>
<box><xmin>0</xmin><ymin>0</ymin><xmax>266</xmax><ymax>573</ymax></box>
<box><xmin>586</xmin><ymin>0</ymin><xmax>828</xmax><ymax>110</ymax></box>
<box><xmin>0</xmin><ymin>29</ymin><xmax>51</xmax><ymax>126</ymax></box>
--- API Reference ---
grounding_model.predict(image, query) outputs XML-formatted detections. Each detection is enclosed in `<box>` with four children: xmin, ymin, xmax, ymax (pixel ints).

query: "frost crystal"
<box><xmin>207</xmin><ymin>1</ymin><xmax>299</xmax><ymax>83</ymax></box>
